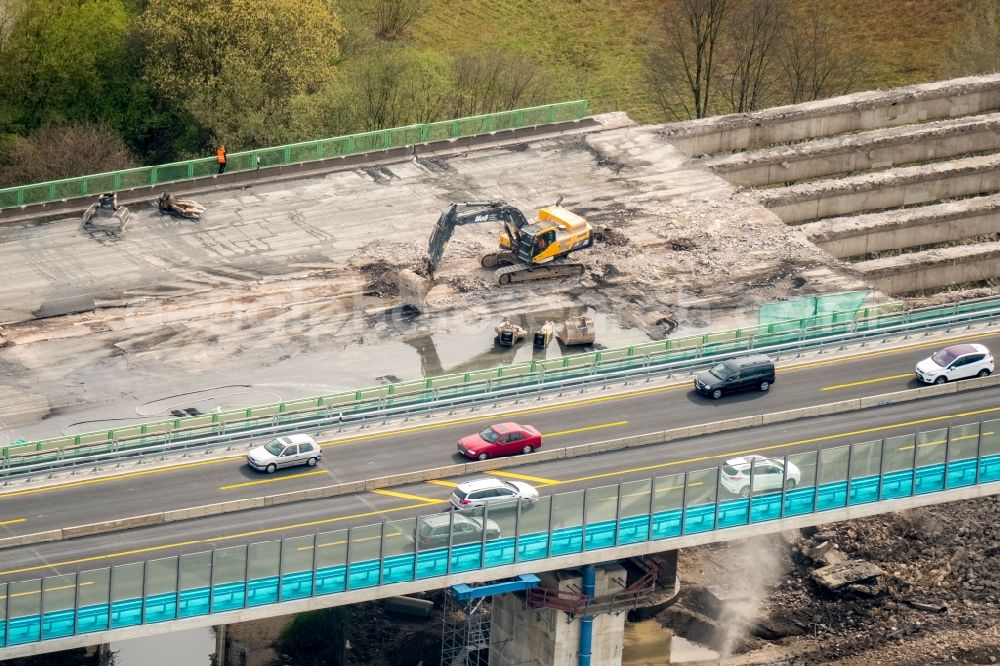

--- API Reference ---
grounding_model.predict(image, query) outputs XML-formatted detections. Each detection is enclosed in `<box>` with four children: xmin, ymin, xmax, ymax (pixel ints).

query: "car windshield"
<box><xmin>263</xmin><ymin>439</ymin><xmax>284</xmax><ymax>456</ymax></box>
<box><xmin>417</xmin><ymin>521</ymin><xmax>435</xmax><ymax>537</ymax></box>
<box><xmin>709</xmin><ymin>362</ymin><xmax>734</xmax><ymax>380</ymax></box>
<box><xmin>479</xmin><ymin>427</ymin><xmax>500</xmax><ymax>443</ymax></box>
<box><xmin>930</xmin><ymin>348</ymin><xmax>959</xmax><ymax>367</ymax></box>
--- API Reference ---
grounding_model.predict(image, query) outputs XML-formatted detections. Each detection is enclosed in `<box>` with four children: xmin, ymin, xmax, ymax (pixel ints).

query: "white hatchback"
<box><xmin>247</xmin><ymin>434</ymin><xmax>321</xmax><ymax>473</ymax></box>
<box><xmin>915</xmin><ymin>343</ymin><xmax>994</xmax><ymax>385</ymax></box>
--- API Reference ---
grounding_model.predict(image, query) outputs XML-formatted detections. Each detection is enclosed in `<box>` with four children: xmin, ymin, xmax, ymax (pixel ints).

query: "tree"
<box><xmin>646</xmin><ymin>0</ymin><xmax>729</xmax><ymax>119</ymax></box>
<box><xmin>778</xmin><ymin>0</ymin><xmax>869</xmax><ymax>104</ymax></box>
<box><xmin>0</xmin><ymin>124</ymin><xmax>137</xmax><ymax>187</ymax></box>
<box><xmin>366</xmin><ymin>0</ymin><xmax>427</xmax><ymax>41</ymax></box>
<box><xmin>943</xmin><ymin>0</ymin><xmax>1000</xmax><ymax>76</ymax></box>
<box><xmin>0</xmin><ymin>0</ymin><xmax>131</xmax><ymax>133</ymax></box>
<box><xmin>447</xmin><ymin>50</ymin><xmax>548</xmax><ymax>118</ymax></box>
<box><xmin>723</xmin><ymin>0</ymin><xmax>784</xmax><ymax>113</ymax></box>
<box><xmin>139</xmin><ymin>0</ymin><xmax>344</xmax><ymax>149</ymax></box>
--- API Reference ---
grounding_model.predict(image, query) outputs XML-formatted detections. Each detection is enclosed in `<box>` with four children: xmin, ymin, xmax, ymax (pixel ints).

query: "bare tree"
<box><xmin>447</xmin><ymin>51</ymin><xmax>547</xmax><ymax>118</ymax></box>
<box><xmin>943</xmin><ymin>0</ymin><xmax>1000</xmax><ymax>76</ymax></box>
<box><xmin>778</xmin><ymin>0</ymin><xmax>869</xmax><ymax>104</ymax></box>
<box><xmin>366</xmin><ymin>0</ymin><xmax>426</xmax><ymax>41</ymax></box>
<box><xmin>646</xmin><ymin>0</ymin><xmax>729</xmax><ymax>119</ymax></box>
<box><xmin>723</xmin><ymin>0</ymin><xmax>784</xmax><ymax>113</ymax></box>
<box><xmin>0</xmin><ymin>124</ymin><xmax>137</xmax><ymax>187</ymax></box>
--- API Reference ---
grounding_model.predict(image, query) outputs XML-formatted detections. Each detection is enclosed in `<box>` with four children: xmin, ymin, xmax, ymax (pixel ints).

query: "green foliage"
<box><xmin>138</xmin><ymin>0</ymin><xmax>345</xmax><ymax>148</ymax></box>
<box><xmin>276</xmin><ymin>606</ymin><xmax>352</xmax><ymax>666</ymax></box>
<box><xmin>0</xmin><ymin>124</ymin><xmax>137</xmax><ymax>187</ymax></box>
<box><xmin>0</xmin><ymin>0</ymin><xmax>131</xmax><ymax>133</ymax></box>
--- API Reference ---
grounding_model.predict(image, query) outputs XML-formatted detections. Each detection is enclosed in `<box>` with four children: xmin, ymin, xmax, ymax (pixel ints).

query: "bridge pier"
<box><xmin>490</xmin><ymin>562</ymin><xmax>640</xmax><ymax>666</ymax></box>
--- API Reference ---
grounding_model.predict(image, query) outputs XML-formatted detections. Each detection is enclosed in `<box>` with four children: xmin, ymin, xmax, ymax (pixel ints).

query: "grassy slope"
<box><xmin>409</xmin><ymin>0</ymin><xmax>965</xmax><ymax>123</ymax></box>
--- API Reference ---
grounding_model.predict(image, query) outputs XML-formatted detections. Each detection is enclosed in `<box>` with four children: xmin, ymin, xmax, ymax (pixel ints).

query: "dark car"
<box><xmin>415</xmin><ymin>513</ymin><xmax>501</xmax><ymax>549</ymax></box>
<box><xmin>457</xmin><ymin>422</ymin><xmax>542</xmax><ymax>460</ymax></box>
<box><xmin>694</xmin><ymin>355</ymin><xmax>775</xmax><ymax>400</ymax></box>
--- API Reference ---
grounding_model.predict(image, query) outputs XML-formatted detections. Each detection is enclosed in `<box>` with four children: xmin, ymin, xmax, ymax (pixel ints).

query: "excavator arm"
<box><xmin>424</xmin><ymin>201</ymin><xmax>530</xmax><ymax>276</ymax></box>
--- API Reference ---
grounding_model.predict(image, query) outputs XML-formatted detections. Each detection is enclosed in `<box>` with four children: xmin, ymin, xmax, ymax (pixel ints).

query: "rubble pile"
<box><xmin>666</xmin><ymin>496</ymin><xmax>1000</xmax><ymax>665</ymax></box>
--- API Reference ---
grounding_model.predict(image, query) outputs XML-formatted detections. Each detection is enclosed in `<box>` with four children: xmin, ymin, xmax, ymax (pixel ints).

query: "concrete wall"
<box><xmin>491</xmin><ymin>565</ymin><xmax>627</xmax><ymax>666</ymax></box>
<box><xmin>759</xmin><ymin>154</ymin><xmax>1000</xmax><ymax>224</ymax></box>
<box><xmin>807</xmin><ymin>195</ymin><xmax>1000</xmax><ymax>258</ymax></box>
<box><xmin>662</xmin><ymin>75</ymin><xmax>1000</xmax><ymax>155</ymax></box>
<box><xmin>855</xmin><ymin>242</ymin><xmax>1000</xmax><ymax>293</ymax></box>
<box><xmin>708</xmin><ymin>114</ymin><xmax>1000</xmax><ymax>186</ymax></box>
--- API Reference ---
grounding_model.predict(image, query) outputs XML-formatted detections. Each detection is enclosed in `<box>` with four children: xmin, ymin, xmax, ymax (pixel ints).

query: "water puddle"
<box><xmin>109</xmin><ymin>626</ymin><xmax>216</xmax><ymax>665</ymax></box>
<box><xmin>623</xmin><ymin>619</ymin><xmax>720</xmax><ymax>665</ymax></box>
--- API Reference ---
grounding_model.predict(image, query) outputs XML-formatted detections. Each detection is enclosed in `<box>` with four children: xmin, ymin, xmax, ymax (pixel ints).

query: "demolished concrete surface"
<box><xmin>0</xmin><ymin>112</ymin><xmax>867</xmax><ymax>442</ymax></box>
<box><xmin>658</xmin><ymin>496</ymin><xmax>1000</xmax><ymax>665</ymax></box>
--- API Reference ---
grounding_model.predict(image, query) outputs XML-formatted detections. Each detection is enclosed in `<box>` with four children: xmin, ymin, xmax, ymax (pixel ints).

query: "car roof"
<box><xmin>490</xmin><ymin>422</ymin><xmax>520</xmax><ymax>433</ymax></box>
<box><xmin>725</xmin><ymin>354</ymin><xmax>772</xmax><ymax>367</ymax></box>
<box><xmin>421</xmin><ymin>513</ymin><xmax>474</xmax><ymax>526</ymax></box>
<box><xmin>724</xmin><ymin>455</ymin><xmax>773</xmax><ymax>469</ymax></box>
<box><xmin>280</xmin><ymin>434</ymin><xmax>317</xmax><ymax>446</ymax></box>
<box><xmin>455</xmin><ymin>477</ymin><xmax>509</xmax><ymax>492</ymax></box>
<box><xmin>943</xmin><ymin>343</ymin><xmax>987</xmax><ymax>356</ymax></box>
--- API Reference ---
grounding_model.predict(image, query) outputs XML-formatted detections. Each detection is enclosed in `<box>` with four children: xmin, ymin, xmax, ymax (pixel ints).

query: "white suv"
<box><xmin>449</xmin><ymin>477</ymin><xmax>539</xmax><ymax>511</ymax></box>
<box><xmin>720</xmin><ymin>455</ymin><xmax>801</xmax><ymax>498</ymax></box>
<box><xmin>915</xmin><ymin>343</ymin><xmax>994</xmax><ymax>385</ymax></box>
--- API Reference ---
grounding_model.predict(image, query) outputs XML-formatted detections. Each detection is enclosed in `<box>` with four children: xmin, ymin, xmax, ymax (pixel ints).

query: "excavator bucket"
<box><xmin>157</xmin><ymin>192</ymin><xmax>206</xmax><ymax>220</ymax></box>
<box><xmin>556</xmin><ymin>316</ymin><xmax>596</xmax><ymax>346</ymax></box>
<box><xmin>397</xmin><ymin>269</ymin><xmax>433</xmax><ymax>311</ymax></box>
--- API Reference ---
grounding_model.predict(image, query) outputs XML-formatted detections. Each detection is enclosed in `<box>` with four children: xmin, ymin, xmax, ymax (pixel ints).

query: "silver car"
<box><xmin>247</xmin><ymin>434</ymin><xmax>321</xmax><ymax>473</ymax></box>
<box><xmin>449</xmin><ymin>477</ymin><xmax>539</xmax><ymax>511</ymax></box>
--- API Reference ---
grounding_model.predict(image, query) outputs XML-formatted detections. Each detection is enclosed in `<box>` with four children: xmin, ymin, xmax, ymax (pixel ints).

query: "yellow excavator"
<box><xmin>422</xmin><ymin>197</ymin><xmax>594</xmax><ymax>285</ymax></box>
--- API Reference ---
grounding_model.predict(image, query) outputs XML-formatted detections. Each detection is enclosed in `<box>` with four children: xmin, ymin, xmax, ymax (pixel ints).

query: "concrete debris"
<box><xmin>810</xmin><ymin>560</ymin><xmax>886</xmax><ymax>592</ymax></box>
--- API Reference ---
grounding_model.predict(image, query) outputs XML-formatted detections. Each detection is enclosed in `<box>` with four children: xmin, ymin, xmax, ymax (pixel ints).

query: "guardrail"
<box><xmin>0</xmin><ymin>101</ymin><xmax>589</xmax><ymax>210</ymax></box>
<box><xmin>3</xmin><ymin>371</ymin><xmax>997</xmax><ymax>550</ymax></box>
<box><xmin>4</xmin><ymin>295</ymin><xmax>1000</xmax><ymax>478</ymax></box>
<box><xmin>1</xmin><ymin>417</ymin><xmax>997</xmax><ymax>650</ymax></box>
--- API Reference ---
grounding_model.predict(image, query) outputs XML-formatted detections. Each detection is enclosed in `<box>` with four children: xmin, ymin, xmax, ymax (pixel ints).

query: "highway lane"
<box><xmin>1</xmin><ymin>385</ymin><xmax>997</xmax><ymax>581</ymax></box>
<box><xmin>0</xmin><ymin>330</ymin><xmax>997</xmax><ymax>539</ymax></box>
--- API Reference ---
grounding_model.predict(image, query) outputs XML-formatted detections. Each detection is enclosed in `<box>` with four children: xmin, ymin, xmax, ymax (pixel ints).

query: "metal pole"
<box><xmin>911</xmin><ymin>433</ymin><xmax>919</xmax><ymax>496</ymax></box>
<box><xmin>876</xmin><ymin>438</ymin><xmax>886</xmax><ymax>501</ymax></box>
<box><xmin>480</xmin><ymin>504</ymin><xmax>489</xmax><ymax>568</ymax></box>
<box><xmin>172</xmin><ymin>558</ymin><xmax>179</xmax><ymax>621</ymax></box>
<box><xmin>344</xmin><ymin>530</ymin><xmax>353</xmax><ymax>592</ymax></box>
<box><xmin>614</xmin><ymin>483</ymin><xmax>623</xmax><ymax>546</ymax></box>
<box><xmin>242</xmin><ymin>546</ymin><xmax>251</xmax><ymax>608</ymax></box>
<box><xmin>446</xmin><ymin>510</ymin><xmax>455</xmax><ymax>576</ymax></box>
<box><xmin>546</xmin><ymin>495</ymin><xmax>555</xmax><ymax>557</ymax></box>
<box><xmin>2</xmin><ymin>581</ymin><xmax>8</xmax><ymax>647</ymax></box>
<box><xmin>310</xmin><ymin>534</ymin><xmax>319</xmax><ymax>597</ymax></box>
<box><xmin>581</xmin><ymin>489</ymin><xmax>589</xmax><ymax>551</ymax></box>
<box><xmin>108</xmin><ymin>565</ymin><xmax>116</xmax><ymax>630</ymax></box>
<box><xmin>40</xmin><ymin>577</ymin><xmax>46</xmax><ymax>641</ymax></box>
<box><xmin>578</xmin><ymin>564</ymin><xmax>596</xmax><ymax>666</ymax></box>
<box><xmin>679</xmin><ymin>473</ymin><xmax>688</xmax><ymax>535</ymax></box>
<box><xmin>647</xmin><ymin>478</ymin><xmax>657</xmax><ymax>541</ymax></box>
<box><xmin>814</xmin><ymin>452</ymin><xmax>824</xmax><ymax>513</ymax></box>
<box><xmin>513</xmin><ymin>499</ymin><xmax>521</xmax><ymax>564</ymax></box>
<box><xmin>207</xmin><ymin>552</ymin><xmax>215</xmax><ymax>615</ymax></box>
<box><xmin>975</xmin><ymin>420</ymin><xmax>984</xmax><ymax>485</ymax></box>
<box><xmin>71</xmin><ymin>573</ymin><xmax>80</xmax><ymax>636</ymax></box>
<box><xmin>944</xmin><ymin>426</ymin><xmax>953</xmax><ymax>489</ymax></box>
<box><xmin>140</xmin><ymin>561</ymin><xmax>148</xmax><ymax>625</ymax></box>
<box><xmin>779</xmin><ymin>456</ymin><xmax>788</xmax><ymax>519</ymax></box>
<box><xmin>277</xmin><ymin>540</ymin><xmax>285</xmax><ymax>602</ymax></box>
<box><xmin>377</xmin><ymin>522</ymin><xmax>386</xmax><ymax>586</ymax></box>
<box><xmin>845</xmin><ymin>445</ymin><xmax>854</xmax><ymax>507</ymax></box>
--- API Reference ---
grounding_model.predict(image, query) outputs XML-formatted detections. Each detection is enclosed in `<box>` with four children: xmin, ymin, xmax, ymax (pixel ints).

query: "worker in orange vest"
<box><xmin>216</xmin><ymin>145</ymin><xmax>228</xmax><ymax>174</ymax></box>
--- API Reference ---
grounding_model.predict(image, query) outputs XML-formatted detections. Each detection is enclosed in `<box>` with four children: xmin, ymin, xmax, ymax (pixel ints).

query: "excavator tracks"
<box><xmin>493</xmin><ymin>262</ymin><xmax>586</xmax><ymax>285</ymax></box>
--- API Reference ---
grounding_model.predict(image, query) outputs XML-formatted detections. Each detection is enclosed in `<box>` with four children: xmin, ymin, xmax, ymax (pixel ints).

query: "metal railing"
<box><xmin>1</xmin><ymin>417</ymin><xmax>997</xmax><ymax>649</ymax></box>
<box><xmin>0</xmin><ymin>101</ymin><xmax>590</xmax><ymax>210</ymax></box>
<box><xmin>5</xmin><ymin>295</ymin><xmax>1000</xmax><ymax>477</ymax></box>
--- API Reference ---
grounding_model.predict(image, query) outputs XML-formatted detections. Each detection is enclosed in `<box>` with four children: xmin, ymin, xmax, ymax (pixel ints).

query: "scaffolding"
<box><xmin>440</xmin><ymin>574</ymin><xmax>541</xmax><ymax>666</ymax></box>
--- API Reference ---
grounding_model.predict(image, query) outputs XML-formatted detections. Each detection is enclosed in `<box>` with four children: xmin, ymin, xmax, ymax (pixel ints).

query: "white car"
<box><xmin>915</xmin><ymin>343</ymin><xmax>994</xmax><ymax>385</ymax></box>
<box><xmin>247</xmin><ymin>434</ymin><xmax>321</xmax><ymax>473</ymax></box>
<box><xmin>720</xmin><ymin>455</ymin><xmax>801</xmax><ymax>498</ymax></box>
<box><xmin>449</xmin><ymin>477</ymin><xmax>539</xmax><ymax>511</ymax></box>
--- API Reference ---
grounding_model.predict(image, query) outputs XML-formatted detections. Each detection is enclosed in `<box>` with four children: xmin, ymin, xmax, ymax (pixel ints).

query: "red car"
<box><xmin>458</xmin><ymin>422</ymin><xmax>542</xmax><ymax>460</ymax></box>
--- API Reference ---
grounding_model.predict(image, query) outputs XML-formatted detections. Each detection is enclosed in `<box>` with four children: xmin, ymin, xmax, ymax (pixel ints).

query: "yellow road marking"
<box><xmin>558</xmin><ymin>405</ymin><xmax>1000</xmax><ymax>485</ymax></box>
<box><xmin>0</xmin><ymin>457</ymin><xmax>237</xmax><ymax>500</ymax></box>
<box><xmin>371</xmin><ymin>489</ymin><xmax>442</xmax><ymax>504</ymax></box>
<box><xmin>490</xmin><ymin>471</ymin><xmax>562</xmax><ymax>485</ymax></box>
<box><xmin>1</xmin><ymin>330</ymin><xmax>988</xmax><ymax>502</ymax></box>
<box><xmin>0</xmin><ymin>581</ymin><xmax>93</xmax><ymax>601</ymax></box>
<box><xmin>296</xmin><ymin>532</ymin><xmax>402</xmax><ymax>551</ymax></box>
<box><xmin>0</xmin><ymin>517</ymin><xmax>26</xmax><ymax>526</ymax></box>
<box><xmin>822</xmin><ymin>373</ymin><xmax>913</xmax><ymax>391</ymax></box>
<box><xmin>0</xmin><ymin>500</ymin><xmax>448</xmax><ymax>577</ymax></box>
<box><xmin>220</xmin><ymin>470</ymin><xmax>327</xmax><ymax>491</ymax></box>
<box><xmin>426</xmin><ymin>479</ymin><xmax>459</xmax><ymax>488</ymax></box>
<box><xmin>546</xmin><ymin>421</ymin><xmax>628</xmax><ymax>438</ymax></box>
<box><xmin>897</xmin><ymin>431</ymin><xmax>992</xmax><ymax>451</ymax></box>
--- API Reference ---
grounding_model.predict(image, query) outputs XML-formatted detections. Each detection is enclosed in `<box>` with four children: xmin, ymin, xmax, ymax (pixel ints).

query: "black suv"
<box><xmin>694</xmin><ymin>355</ymin><xmax>775</xmax><ymax>399</ymax></box>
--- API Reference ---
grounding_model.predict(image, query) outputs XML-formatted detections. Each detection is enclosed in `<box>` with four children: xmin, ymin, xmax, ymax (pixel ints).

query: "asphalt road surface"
<box><xmin>0</xmin><ymin>328</ymin><xmax>997</xmax><ymax>580</ymax></box>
